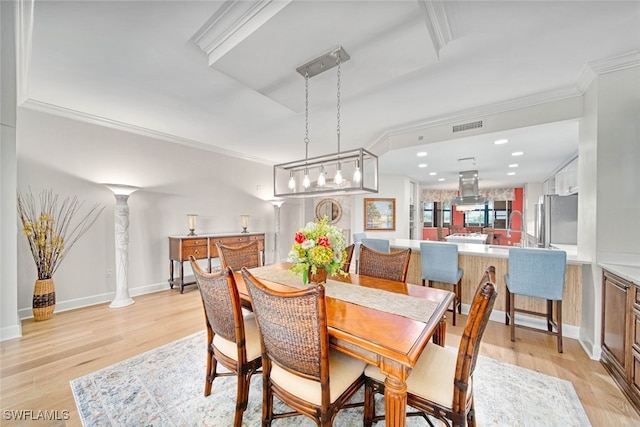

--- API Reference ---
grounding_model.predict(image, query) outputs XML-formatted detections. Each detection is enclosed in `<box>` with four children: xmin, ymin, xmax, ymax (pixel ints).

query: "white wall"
<box><xmin>1</xmin><ymin>0</ymin><xmax>21</xmax><ymax>340</ymax></box>
<box><xmin>12</xmin><ymin>108</ymin><xmax>287</xmax><ymax>321</ymax></box>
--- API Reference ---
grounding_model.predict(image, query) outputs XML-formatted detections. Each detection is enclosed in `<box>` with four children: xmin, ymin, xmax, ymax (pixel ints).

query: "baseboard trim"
<box><xmin>17</xmin><ymin>281</ymin><xmax>171</xmax><ymax>321</ymax></box>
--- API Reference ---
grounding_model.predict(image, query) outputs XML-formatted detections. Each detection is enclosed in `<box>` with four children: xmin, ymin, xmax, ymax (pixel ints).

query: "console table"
<box><xmin>168</xmin><ymin>232</ymin><xmax>265</xmax><ymax>293</ymax></box>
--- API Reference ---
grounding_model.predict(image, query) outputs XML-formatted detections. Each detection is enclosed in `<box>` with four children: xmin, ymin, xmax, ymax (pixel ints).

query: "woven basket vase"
<box><xmin>33</xmin><ymin>278</ymin><xmax>56</xmax><ymax>321</ymax></box>
<box><xmin>309</xmin><ymin>267</ymin><xmax>328</xmax><ymax>284</ymax></box>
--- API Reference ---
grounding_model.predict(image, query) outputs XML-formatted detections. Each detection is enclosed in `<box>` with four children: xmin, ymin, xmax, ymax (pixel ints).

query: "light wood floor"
<box><xmin>1</xmin><ymin>287</ymin><xmax>639</xmax><ymax>427</ymax></box>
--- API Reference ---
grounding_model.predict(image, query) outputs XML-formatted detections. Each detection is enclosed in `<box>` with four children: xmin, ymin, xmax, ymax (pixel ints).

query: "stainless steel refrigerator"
<box><xmin>534</xmin><ymin>194</ymin><xmax>578</xmax><ymax>248</ymax></box>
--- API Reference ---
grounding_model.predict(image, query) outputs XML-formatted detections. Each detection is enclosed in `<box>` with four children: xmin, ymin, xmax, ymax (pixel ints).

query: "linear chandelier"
<box><xmin>274</xmin><ymin>46</ymin><xmax>378</xmax><ymax>198</ymax></box>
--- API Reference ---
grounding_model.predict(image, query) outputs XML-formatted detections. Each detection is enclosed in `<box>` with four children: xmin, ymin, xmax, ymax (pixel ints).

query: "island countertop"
<box><xmin>388</xmin><ymin>238</ymin><xmax>587</xmax><ymax>330</ymax></box>
<box><xmin>389</xmin><ymin>238</ymin><xmax>589</xmax><ymax>265</ymax></box>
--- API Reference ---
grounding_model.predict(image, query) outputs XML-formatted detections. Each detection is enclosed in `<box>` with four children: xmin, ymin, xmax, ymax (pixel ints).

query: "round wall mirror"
<box><xmin>315</xmin><ymin>199</ymin><xmax>342</xmax><ymax>224</ymax></box>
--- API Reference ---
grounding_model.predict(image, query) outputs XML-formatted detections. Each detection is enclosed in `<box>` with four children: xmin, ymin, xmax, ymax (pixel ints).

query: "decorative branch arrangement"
<box><xmin>17</xmin><ymin>189</ymin><xmax>105</xmax><ymax>279</ymax></box>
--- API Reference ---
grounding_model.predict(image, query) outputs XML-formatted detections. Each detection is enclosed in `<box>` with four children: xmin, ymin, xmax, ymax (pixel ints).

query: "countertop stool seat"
<box><xmin>420</xmin><ymin>241</ymin><xmax>463</xmax><ymax>326</ymax></box>
<box><xmin>504</xmin><ymin>247</ymin><xmax>567</xmax><ymax>353</ymax></box>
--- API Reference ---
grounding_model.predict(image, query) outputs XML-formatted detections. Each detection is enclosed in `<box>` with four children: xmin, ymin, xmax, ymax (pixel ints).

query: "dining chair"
<box><xmin>360</xmin><ymin>238</ymin><xmax>390</xmax><ymax>253</ymax></box>
<box><xmin>420</xmin><ymin>241</ymin><xmax>463</xmax><ymax>326</ymax></box>
<box><xmin>189</xmin><ymin>257</ymin><xmax>262</xmax><ymax>427</ymax></box>
<box><xmin>217</xmin><ymin>240</ymin><xmax>261</xmax><ymax>271</ymax></box>
<box><xmin>363</xmin><ymin>267</ymin><xmax>498</xmax><ymax>427</ymax></box>
<box><xmin>358</xmin><ymin>245</ymin><xmax>411</xmax><ymax>283</ymax></box>
<box><xmin>352</xmin><ymin>232</ymin><xmax>367</xmax><ymax>273</ymax></box>
<box><xmin>504</xmin><ymin>247</ymin><xmax>567</xmax><ymax>352</ymax></box>
<box><xmin>241</xmin><ymin>268</ymin><xmax>366</xmax><ymax>427</ymax></box>
<box><xmin>341</xmin><ymin>243</ymin><xmax>355</xmax><ymax>273</ymax></box>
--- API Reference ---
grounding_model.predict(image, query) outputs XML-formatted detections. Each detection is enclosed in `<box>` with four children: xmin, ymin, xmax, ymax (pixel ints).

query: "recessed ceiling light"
<box><xmin>508</xmin><ymin>164</ymin><xmax>519</xmax><ymax>168</ymax></box>
<box><xmin>429</xmin><ymin>172</ymin><xmax>437</xmax><ymax>176</ymax></box>
<box><xmin>507</xmin><ymin>172</ymin><xmax>516</xmax><ymax>176</ymax></box>
<box><xmin>494</xmin><ymin>139</ymin><xmax>508</xmax><ymax>145</ymax></box>
<box><xmin>418</xmin><ymin>163</ymin><xmax>427</xmax><ymax>168</ymax></box>
<box><xmin>416</xmin><ymin>151</ymin><xmax>427</xmax><ymax>157</ymax></box>
<box><xmin>512</xmin><ymin>151</ymin><xmax>524</xmax><ymax>156</ymax></box>
<box><xmin>437</xmin><ymin>178</ymin><xmax>445</xmax><ymax>182</ymax></box>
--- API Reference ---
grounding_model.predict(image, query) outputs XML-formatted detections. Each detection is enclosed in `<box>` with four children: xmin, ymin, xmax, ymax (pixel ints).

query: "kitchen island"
<box><xmin>390</xmin><ymin>239</ymin><xmax>590</xmax><ymax>332</ymax></box>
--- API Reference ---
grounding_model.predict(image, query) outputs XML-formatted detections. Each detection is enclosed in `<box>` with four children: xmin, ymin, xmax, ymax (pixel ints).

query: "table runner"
<box><xmin>248</xmin><ymin>265</ymin><xmax>439</xmax><ymax>323</ymax></box>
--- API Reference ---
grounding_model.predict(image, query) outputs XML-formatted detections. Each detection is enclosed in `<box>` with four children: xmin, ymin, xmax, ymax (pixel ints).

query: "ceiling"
<box><xmin>22</xmin><ymin>0</ymin><xmax>640</xmax><ymax>191</ymax></box>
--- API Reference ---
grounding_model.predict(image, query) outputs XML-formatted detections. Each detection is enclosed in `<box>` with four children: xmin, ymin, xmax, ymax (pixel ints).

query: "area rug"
<box><xmin>70</xmin><ymin>331</ymin><xmax>591</xmax><ymax>426</ymax></box>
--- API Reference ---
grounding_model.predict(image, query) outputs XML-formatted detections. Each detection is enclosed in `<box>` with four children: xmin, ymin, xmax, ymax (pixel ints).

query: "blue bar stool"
<box><xmin>352</xmin><ymin>232</ymin><xmax>367</xmax><ymax>273</ymax></box>
<box><xmin>360</xmin><ymin>238</ymin><xmax>390</xmax><ymax>253</ymax></box>
<box><xmin>420</xmin><ymin>241</ymin><xmax>463</xmax><ymax>326</ymax></box>
<box><xmin>504</xmin><ymin>248</ymin><xmax>567</xmax><ymax>352</ymax></box>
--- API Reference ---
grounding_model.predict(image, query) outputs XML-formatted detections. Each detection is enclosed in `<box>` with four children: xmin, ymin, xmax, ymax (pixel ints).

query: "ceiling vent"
<box><xmin>452</xmin><ymin>120</ymin><xmax>484</xmax><ymax>133</ymax></box>
<box><xmin>450</xmin><ymin>170</ymin><xmax>486</xmax><ymax>206</ymax></box>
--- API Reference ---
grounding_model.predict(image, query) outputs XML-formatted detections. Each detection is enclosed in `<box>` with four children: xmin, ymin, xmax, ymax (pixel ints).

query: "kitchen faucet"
<box><xmin>506</xmin><ymin>210</ymin><xmax>524</xmax><ymax>247</ymax></box>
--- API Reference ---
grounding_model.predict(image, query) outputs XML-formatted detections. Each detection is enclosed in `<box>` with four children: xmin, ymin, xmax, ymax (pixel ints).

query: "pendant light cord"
<box><xmin>304</xmin><ymin>69</ymin><xmax>310</xmax><ymax>160</ymax></box>
<box><xmin>336</xmin><ymin>54</ymin><xmax>341</xmax><ymax>153</ymax></box>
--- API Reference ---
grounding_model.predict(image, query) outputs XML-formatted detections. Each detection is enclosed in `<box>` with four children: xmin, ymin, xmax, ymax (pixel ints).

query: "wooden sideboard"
<box><xmin>168</xmin><ymin>232</ymin><xmax>265</xmax><ymax>293</ymax></box>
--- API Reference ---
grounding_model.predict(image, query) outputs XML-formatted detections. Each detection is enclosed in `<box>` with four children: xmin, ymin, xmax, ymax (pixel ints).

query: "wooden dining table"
<box><xmin>233</xmin><ymin>263</ymin><xmax>454</xmax><ymax>427</ymax></box>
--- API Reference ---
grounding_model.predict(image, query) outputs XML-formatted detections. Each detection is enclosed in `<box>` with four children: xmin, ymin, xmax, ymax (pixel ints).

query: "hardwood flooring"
<box><xmin>1</xmin><ymin>287</ymin><xmax>639</xmax><ymax>426</ymax></box>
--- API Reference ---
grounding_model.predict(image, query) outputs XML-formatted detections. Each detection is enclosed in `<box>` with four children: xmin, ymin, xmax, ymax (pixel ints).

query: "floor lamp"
<box><xmin>105</xmin><ymin>184</ymin><xmax>138</xmax><ymax>308</ymax></box>
<box><xmin>270</xmin><ymin>200</ymin><xmax>284</xmax><ymax>264</ymax></box>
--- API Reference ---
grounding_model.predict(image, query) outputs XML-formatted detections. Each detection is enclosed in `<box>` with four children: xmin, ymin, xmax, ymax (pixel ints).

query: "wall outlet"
<box><xmin>106</xmin><ymin>268</ymin><xmax>113</xmax><ymax>278</ymax></box>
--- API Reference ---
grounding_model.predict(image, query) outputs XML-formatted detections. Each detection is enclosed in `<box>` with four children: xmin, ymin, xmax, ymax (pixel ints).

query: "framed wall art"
<box><xmin>364</xmin><ymin>198</ymin><xmax>395</xmax><ymax>231</ymax></box>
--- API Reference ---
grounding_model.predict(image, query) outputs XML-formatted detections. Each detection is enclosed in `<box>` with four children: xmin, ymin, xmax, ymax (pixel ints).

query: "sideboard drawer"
<box><xmin>182</xmin><ymin>238</ymin><xmax>207</xmax><ymax>248</ymax></box>
<box><xmin>183</xmin><ymin>245</ymin><xmax>207</xmax><ymax>260</ymax></box>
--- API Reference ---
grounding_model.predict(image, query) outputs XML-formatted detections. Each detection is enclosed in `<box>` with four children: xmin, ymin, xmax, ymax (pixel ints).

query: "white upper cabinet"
<box><xmin>555</xmin><ymin>157</ymin><xmax>579</xmax><ymax>195</ymax></box>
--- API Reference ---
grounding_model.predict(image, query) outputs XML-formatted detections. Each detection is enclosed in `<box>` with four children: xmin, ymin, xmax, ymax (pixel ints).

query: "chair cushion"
<box><xmin>270</xmin><ymin>349</ymin><xmax>366</xmax><ymax>406</ymax></box>
<box><xmin>365</xmin><ymin>344</ymin><xmax>469</xmax><ymax>408</ymax></box>
<box><xmin>212</xmin><ymin>313</ymin><xmax>262</xmax><ymax>362</ymax></box>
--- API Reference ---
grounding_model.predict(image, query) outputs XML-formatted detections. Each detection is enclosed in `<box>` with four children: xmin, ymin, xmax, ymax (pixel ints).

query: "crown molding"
<box><xmin>369</xmin><ymin>85</ymin><xmax>582</xmax><ymax>151</ymax></box>
<box><xmin>190</xmin><ymin>0</ymin><xmax>291</xmax><ymax>66</ymax></box>
<box><xmin>14</xmin><ymin>0</ymin><xmax>34</xmax><ymax>105</ymax></box>
<box><xmin>576</xmin><ymin>50</ymin><xmax>640</xmax><ymax>92</ymax></box>
<box><xmin>20</xmin><ymin>99</ymin><xmax>273</xmax><ymax>166</ymax></box>
<box><xmin>417</xmin><ymin>0</ymin><xmax>452</xmax><ymax>59</ymax></box>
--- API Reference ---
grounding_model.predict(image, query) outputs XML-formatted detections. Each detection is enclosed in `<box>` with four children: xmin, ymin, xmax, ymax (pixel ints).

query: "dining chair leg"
<box><xmin>547</xmin><ymin>299</ymin><xmax>553</xmax><ymax>332</ymax></box>
<box><xmin>509</xmin><ymin>293</ymin><xmax>516</xmax><ymax>342</ymax></box>
<box><xmin>467</xmin><ymin>395</ymin><xmax>477</xmax><ymax>427</ymax></box>
<box><xmin>363</xmin><ymin>378</ymin><xmax>375</xmax><ymax>427</ymax></box>
<box><xmin>234</xmin><ymin>373</ymin><xmax>249</xmax><ymax>427</ymax></box>
<box><xmin>456</xmin><ymin>278</ymin><xmax>462</xmax><ymax>314</ymax></box>
<box><xmin>205</xmin><ymin>350</ymin><xmax>216</xmax><ymax>396</ymax></box>
<box><xmin>263</xmin><ymin>375</ymin><xmax>274</xmax><ymax>427</ymax></box>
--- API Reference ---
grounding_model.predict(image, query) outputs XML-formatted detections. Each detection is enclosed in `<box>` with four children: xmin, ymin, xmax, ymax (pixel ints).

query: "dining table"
<box><xmin>233</xmin><ymin>263</ymin><xmax>454</xmax><ymax>427</ymax></box>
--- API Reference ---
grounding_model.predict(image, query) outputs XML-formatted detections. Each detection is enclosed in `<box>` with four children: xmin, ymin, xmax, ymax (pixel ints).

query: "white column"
<box><xmin>106</xmin><ymin>185</ymin><xmax>138</xmax><ymax>308</ymax></box>
<box><xmin>271</xmin><ymin>200</ymin><xmax>284</xmax><ymax>263</ymax></box>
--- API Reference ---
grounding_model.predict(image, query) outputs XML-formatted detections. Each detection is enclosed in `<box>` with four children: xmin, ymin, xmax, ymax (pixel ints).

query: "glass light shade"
<box><xmin>187</xmin><ymin>214</ymin><xmax>198</xmax><ymax>235</ymax></box>
<box><xmin>241</xmin><ymin>215</ymin><xmax>249</xmax><ymax>233</ymax></box>
<box><xmin>273</xmin><ymin>148</ymin><xmax>378</xmax><ymax>198</ymax></box>
<box><xmin>104</xmin><ymin>184</ymin><xmax>138</xmax><ymax>196</ymax></box>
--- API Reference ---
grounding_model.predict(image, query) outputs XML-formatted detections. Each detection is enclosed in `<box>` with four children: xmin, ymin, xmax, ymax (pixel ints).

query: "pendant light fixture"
<box><xmin>273</xmin><ymin>46</ymin><xmax>378</xmax><ymax>198</ymax></box>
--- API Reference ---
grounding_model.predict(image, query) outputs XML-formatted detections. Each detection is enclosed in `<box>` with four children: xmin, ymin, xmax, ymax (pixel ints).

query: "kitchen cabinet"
<box><xmin>601</xmin><ymin>270</ymin><xmax>640</xmax><ymax>412</ymax></box>
<box><xmin>555</xmin><ymin>157</ymin><xmax>579</xmax><ymax>196</ymax></box>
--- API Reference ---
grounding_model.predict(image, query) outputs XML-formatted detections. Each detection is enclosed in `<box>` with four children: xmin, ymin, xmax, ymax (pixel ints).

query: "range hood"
<box><xmin>450</xmin><ymin>170</ymin><xmax>486</xmax><ymax>206</ymax></box>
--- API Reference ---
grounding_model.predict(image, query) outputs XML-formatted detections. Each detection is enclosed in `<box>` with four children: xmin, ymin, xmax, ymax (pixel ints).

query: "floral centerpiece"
<box><xmin>17</xmin><ymin>188</ymin><xmax>104</xmax><ymax>320</ymax></box>
<box><xmin>287</xmin><ymin>216</ymin><xmax>348</xmax><ymax>284</ymax></box>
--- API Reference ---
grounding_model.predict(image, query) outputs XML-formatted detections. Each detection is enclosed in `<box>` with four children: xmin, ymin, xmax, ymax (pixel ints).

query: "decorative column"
<box><xmin>105</xmin><ymin>184</ymin><xmax>138</xmax><ymax>308</ymax></box>
<box><xmin>270</xmin><ymin>200</ymin><xmax>284</xmax><ymax>263</ymax></box>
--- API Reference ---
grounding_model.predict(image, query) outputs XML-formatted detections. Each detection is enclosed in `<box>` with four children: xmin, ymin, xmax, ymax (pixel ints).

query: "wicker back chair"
<box><xmin>364</xmin><ymin>266</ymin><xmax>498</xmax><ymax>427</ymax></box>
<box><xmin>217</xmin><ymin>240</ymin><xmax>261</xmax><ymax>271</ymax></box>
<box><xmin>190</xmin><ymin>258</ymin><xmax>262</xmax><ymax>427</ymax></box>
<box><xmin>358</xmin><ymin>245</ymin><xmax>412</xmax><ymax>283</ymax></box>
<box><xmin>241</xmin><ymin>268</ymin><xmax>366</xmax><ymax>426</ymax></box>
<box><xmin>341</xmin><ymin>244</ymin><xmax>355</xmax><ymax>273</ymax></box>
